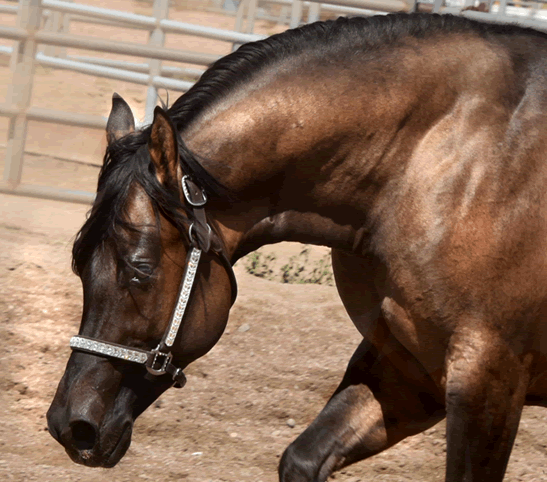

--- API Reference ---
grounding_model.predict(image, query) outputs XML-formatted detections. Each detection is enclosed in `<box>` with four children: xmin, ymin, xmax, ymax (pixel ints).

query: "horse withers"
<box><xmin>47</xmin><ymin>13</ymin><xmax>547</xmax><ymax>481</ymax></box>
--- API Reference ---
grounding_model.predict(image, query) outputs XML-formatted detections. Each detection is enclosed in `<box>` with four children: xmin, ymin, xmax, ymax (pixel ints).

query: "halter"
<box><xmin>69</xmin><ymin>174</ymin><xmax>237</xmax><ymax>389</ymax></box>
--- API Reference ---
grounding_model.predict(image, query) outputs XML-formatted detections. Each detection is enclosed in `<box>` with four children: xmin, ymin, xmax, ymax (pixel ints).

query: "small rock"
<box><xmin>229</xmin><ymin>432</ymin><xmax>238</xmax><ymax>438</ymax></box>
<box><xmin>272</xmin><ymin>430</ymin><xmax>281</xmax><ymax>437</ymax></box>
<box><xmin>238</xmin><ymin>323</ymin><xmax>251</xmax><ymax>333</ymax></box>
<box><xmin>286</xmin><ymin>418</ymin><xmax>296</xmax><ymax>428</ymax></box>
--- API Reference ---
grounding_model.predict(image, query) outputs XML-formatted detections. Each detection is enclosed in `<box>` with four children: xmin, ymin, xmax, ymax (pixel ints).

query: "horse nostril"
<box><xmin>70</xmin><ymin>421</ymin><xmax>98</xmax><ymax>451</ymax></box>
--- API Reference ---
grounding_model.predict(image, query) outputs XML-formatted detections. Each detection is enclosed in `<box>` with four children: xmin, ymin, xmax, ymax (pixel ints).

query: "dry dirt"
<box><xmin>1</xmin><ymin>1</ymin><xmax>547</xmax><ymax>481</ymax></box>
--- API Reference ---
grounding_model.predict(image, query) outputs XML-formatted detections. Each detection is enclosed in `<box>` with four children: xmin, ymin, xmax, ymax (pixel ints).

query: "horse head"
<box><xmin>46</xmin><ymin>94</ymin><xmax>235</xmax><ymax>467</ymax></box>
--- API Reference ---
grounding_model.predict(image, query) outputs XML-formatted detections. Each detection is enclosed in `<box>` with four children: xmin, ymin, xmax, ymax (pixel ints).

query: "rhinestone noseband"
<box><xmin>70</xmin><ymin>175</ymin><xmax>237</xmax><ymax>389</ymax></box>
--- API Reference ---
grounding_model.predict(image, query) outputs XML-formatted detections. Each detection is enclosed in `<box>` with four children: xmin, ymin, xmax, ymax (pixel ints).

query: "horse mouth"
<box><xmin>104</xmin><ymin>422</ymin><xmax>133</xmax><ymax>468</ymax></box>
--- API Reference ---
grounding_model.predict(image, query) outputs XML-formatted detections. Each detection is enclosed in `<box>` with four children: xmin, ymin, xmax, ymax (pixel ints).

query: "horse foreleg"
<box><xmin>279</xmin><ymin>332</ymin><xmax>445</xmax><ymax>482</ymax></box>
<box><xmin>444</xmin><ymin>330</ymin><xmax>531</xmax><ymax>482</ymax></box>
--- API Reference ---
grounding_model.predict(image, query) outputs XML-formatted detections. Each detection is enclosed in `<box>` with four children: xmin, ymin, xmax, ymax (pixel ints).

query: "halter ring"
<box><xmin>188</xmin><ymin>222</ymin><xmax>212</xmax><ymax>246</ymax></box>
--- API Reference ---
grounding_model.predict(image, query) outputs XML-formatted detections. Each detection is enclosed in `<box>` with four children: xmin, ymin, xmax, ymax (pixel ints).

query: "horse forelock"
<box><xmin>73</xmin><ymin>133</ymin><xmax>171</xmax><ymax>275</ymax></box>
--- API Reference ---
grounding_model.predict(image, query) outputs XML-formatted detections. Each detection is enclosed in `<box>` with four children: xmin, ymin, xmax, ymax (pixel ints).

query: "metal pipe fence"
<box><xmin>2</xmin><ymin>0</ymin><xmax>547</xmax><ymax>205</ymax></box>
<box><xmin>0</xmin><ymin>0</ymin><xmax>265</xmax><ymax>204</ymax></box>
<box><xmin>230</xmin><ymin>0</ymin><xmax>547</xmax><ymax>31</ymax></box>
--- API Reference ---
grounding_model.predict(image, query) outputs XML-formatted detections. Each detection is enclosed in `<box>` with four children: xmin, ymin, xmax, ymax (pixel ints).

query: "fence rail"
<box><xmin>0</xmin><ymin>0</ymin><xmax>269</xmax><ymax>204</ymax></box>
<box><xmin>2</xmin><ymin>0</ymin><xmax>547</xmax><ymax>204</ymax></box>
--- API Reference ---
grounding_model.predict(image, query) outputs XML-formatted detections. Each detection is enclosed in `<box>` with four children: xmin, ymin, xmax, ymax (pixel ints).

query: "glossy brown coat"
<box><xmin>48</xmin><ymin>14</ymin><xmax>547</xmax><ymax>481</ymax></box>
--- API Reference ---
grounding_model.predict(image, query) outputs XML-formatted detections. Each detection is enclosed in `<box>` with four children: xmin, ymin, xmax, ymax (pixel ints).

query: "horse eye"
<box><xmin>130</xmin><ymin>264</ymin><xmax>153</xmax><ymax>284</ymax></box>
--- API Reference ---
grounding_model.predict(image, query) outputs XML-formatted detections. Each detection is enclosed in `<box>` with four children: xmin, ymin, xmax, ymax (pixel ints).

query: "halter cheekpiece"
<box><xmin>69</xmin><ymin>174</ymin><xmax>237</xmax><ymax>389</ymax></box>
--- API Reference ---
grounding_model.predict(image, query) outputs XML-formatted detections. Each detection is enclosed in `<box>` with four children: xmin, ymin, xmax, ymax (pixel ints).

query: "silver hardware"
<box><xmin>146</xmin><ymin>349</ymin><xmax>173</xmax><ymax>376</ymax></box>
<box><xmin>182</xmin><ymin>175</ymin><xmax>207</xmax><ymax>207</ymax></box>
<box><xmin>188</xmin><ymin>222</ymin><xmax>212</xmax><ymax>246</ymax></box>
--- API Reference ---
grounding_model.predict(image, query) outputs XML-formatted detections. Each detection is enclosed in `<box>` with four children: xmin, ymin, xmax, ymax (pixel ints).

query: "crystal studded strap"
<box><xmin>163</xmin><ymin>247</ymin><xmax>201</xmax><ymax>347</ymax></box>
<box><xmin>70</xmin><ymin>336</ymin><xmax>149</xmax><ymax>364</ymax></box>
<box><xmin>69</xmin><ymin>335</ymin><xmax>187</xmax><ymax>387</ymax></box>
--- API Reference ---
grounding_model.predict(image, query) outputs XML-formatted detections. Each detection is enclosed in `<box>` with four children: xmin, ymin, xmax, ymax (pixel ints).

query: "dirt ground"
<box><xmin>2</xmin><ymin>1</ymin><xmax>547</xmax><ymax>481</ymax></box>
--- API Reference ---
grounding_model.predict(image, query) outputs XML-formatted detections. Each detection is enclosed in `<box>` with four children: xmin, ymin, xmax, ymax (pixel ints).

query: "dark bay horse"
<box><xmin>47</xmin><ymin>13</ymin><xmax>547</xmax><ymax>481</ymax></box>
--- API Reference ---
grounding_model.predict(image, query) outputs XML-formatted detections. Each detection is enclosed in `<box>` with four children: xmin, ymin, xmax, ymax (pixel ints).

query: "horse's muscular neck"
<box><xmin>181</xmin><ymin>35</ymin><xmax>517</xmax><ymax>259</ymax></box>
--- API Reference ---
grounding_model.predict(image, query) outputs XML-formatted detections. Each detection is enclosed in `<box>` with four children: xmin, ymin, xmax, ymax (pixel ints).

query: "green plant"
<box><xmin>281</xmin><ymin>247</ymin><xmax>310</xmax><ymax>284</ymax></box>
<box><xmin>243</xmin><ymin>247</ymin><xmax>334</xmax><ymax>286</ymax></box>
<box><xmin>243</xmin><ymin>252</ymin><xmax>277</xmax><ymax>279</ymax></box>
<box><xmin>305</xmin><ymin>254</ymin><xmax>334</xmax><ymax>286</ymax></box>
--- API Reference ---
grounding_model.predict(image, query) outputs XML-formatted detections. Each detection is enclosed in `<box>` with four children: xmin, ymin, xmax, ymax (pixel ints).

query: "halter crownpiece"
<box><xmin>70</xmin><ymin>175</ymin><xmax>237</xmax><ymax>388</ymax></box>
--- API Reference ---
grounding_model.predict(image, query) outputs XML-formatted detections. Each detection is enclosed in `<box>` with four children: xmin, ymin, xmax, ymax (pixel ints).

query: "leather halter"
<box><xmin>70</xmin><ymin>175</ymin><xmax>237</xmax><ymax>389</ymax></box>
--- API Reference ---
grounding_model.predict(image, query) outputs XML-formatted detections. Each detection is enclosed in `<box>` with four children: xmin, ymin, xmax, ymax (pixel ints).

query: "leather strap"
<box><xmin>70</xmin><ymin>335</ymin><xmax>188</xmax><ymax>388</ymax></box>
<box><xmin>70</xmin><ymin>174</ymin><xmax>237</xmax><ymax>389</ymax></box>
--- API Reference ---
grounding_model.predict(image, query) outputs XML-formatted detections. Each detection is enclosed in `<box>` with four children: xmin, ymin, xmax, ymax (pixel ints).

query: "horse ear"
<box><xmin>106</xmin><ymin>93</ymin><xmax>135</xmax><ymax>145</ymax></box>
<box><xmin>148</xmin><ymin>106</ymin><xmax>179</xmax><ymax>185</ymax></box>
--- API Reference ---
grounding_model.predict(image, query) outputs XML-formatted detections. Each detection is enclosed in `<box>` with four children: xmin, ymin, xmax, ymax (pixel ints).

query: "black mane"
<box><xmin>72</xmin><ymin>13</ymin><xmax>546</xmax><ymax>274</ymax></box>
<box><xmin>167</xmin><ymin>12</ymin><xmax>547</xmax><ymax>128</ymax></box>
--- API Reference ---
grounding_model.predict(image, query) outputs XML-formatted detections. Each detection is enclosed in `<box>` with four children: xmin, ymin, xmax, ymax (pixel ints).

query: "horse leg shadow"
<box><xmin>278</xmin><ymin>326</ymin><xmax>446</xmax><ymax>482</ymax></box>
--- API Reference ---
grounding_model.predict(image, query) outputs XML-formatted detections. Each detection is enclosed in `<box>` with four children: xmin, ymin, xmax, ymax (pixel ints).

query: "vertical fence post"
<box><xmin>145</xmin><ymin>0</ymin><xmax>170</xmax><ymax>123</ymax></box>
<box><xmin>234</xmin><ymin>0</ymin><xmax>249</xmax><ymax>33</ymax></box>
<box><xmin>498</xmin><ymin>0</ymin><xmax>508</xmax><ymax>16</ymax></box>
<box><xmin>4</xmin><ymin>0</ymin><xmax>42</xmax><ymax>187</ymax></box>
<box><xmin>290</xmin><ymin>0</ymin><xmax>303</xmax><ymax>29</ymax></box>
<box><xmin>233</xmin><ymin>0</ymin><xmax>250</xmax><ymax>51</ymax></box>
<box><xmin>43</xmin><ymin>9</ymin><xmax>62</xmax><ymax>57</ymax></box>
<box><xmin>244</xmin><ymin>0</ymin><xmax>258</xmax><ymax>33</ymax></box>
<box><xmin>307</xmin><ymin>2</ymin><xmax>321</xmax><ymax>23</ymax></box>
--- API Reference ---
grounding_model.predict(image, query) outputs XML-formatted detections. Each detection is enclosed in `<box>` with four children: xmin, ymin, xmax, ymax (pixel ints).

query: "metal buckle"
<box><xmin>188</xmin><ymin>222</ymin><xmax>212</xmax><ymax>246</ymax></box>
<box><xmin>182</xmin><ymin>175</ymin><xmax>207</xmax><ymax>207</ymax></box>
<box><xmin>146</xmin><ymin>349</ymin><xmax>172</xmax><ymax>376</ymax></box>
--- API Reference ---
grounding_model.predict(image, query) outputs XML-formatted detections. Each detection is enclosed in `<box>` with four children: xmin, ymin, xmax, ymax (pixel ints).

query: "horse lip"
<box><xmin>66</xmin><ymin>447</ymin><xmax>103</xmax><ymax>468</ymax></box>
<box><xmin>103</xmin><ymin>422</ymin><xmax>133</xmax><ymax>468</ymax></box>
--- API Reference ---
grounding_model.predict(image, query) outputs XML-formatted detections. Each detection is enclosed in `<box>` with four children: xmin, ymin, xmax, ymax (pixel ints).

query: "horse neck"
<box><xmin>182</xmin><ymin>36</ymin><xmax>504</xmax><ymax>258</ymax></box>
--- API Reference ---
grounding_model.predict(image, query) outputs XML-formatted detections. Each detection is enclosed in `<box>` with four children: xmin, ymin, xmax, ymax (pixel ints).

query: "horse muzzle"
<box><xmin>46</xmin><ymin>351</ymin><xmax>137</xmax><ymax>467</ymax></box>
<box><xmin>47</xmin><ymin>350</ymin><xmax>175</xmax><ymax>467</ymax></box>
<box><xmin>49</xmin><ymin>410</ymin><xmax>134</xmax><ymax>467</ymax></box>
<box><xmin>47</xmin><ymin>383</ymin><xmax>135</xmax><ymax>468</ymax></box>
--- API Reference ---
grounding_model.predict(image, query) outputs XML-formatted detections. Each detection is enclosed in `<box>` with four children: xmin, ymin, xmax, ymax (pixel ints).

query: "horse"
<box><xmin>46</xmin><ymin>12</ymin><xmax>547</xmax><ymax>481</ymax></box>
